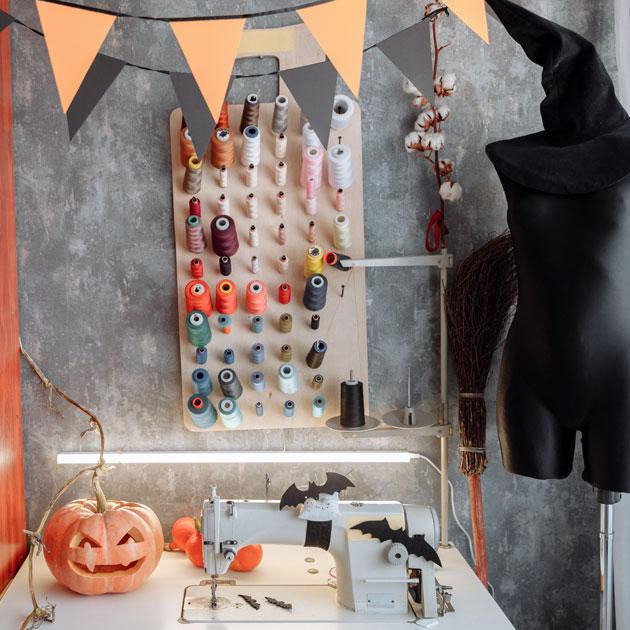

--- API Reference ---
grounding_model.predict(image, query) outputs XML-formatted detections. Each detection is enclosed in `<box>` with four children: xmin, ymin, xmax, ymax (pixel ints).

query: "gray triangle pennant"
<box><xmin>170</xmin><ymin>72</ymin><xmax>215</xmax><ymax>158</ymax></box>
<box><xmin>378</xmin><ymin>20</ymin><xmax>433</xmax><ymax>99</ymax></box>
<box><xmin>280</xmin><ymin>59</ymin><xmax>338</xmax><ymax>148</ymax></box>
<box><xmin>66</xmin><ymin>54</ymin><xmax>125</xmax><ymax>140</ymax></box>
<box><xmin>0</xmin><ymin>9</ymin><xmax>14</xmax><ymax>32</ymax></box>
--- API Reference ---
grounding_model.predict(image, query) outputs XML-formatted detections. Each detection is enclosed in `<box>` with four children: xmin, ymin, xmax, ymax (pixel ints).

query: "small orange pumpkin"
<box><xmin>231</xmin><ymin>544</ymin><xmax>263</xmax><ymax>572</ymax></box>
<box><xmin>43</xmin><ymin>499</ymin><xmax>163</xmax><ymax>595</ymax></box>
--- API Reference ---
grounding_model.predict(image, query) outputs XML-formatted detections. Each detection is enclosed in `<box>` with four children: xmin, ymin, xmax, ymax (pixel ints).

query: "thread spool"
<box><xmin>215</xmin><ymin>279</ymin><xmax>237</xmax><ymax>314</ymax></box>
<box><xmin>303</xmin><ymin>274</ymin><xmax>328</xmax><ymax>311</ymax></box>
<box><xmin>250</xmin><ymin>342</ymin><xmax>265</xmax><ymax>364</ymax></box>
<box><xmin>255</xmin><ymin>401</ymin><xmax>264</xmax><ymax>416</ymax></box>
<box><xmin>276</xmin><ymin>191</ymin><xmax>286</xmax><ymax>217</ymax></box>
<box><xmin>219</xmin><ymin>166</ymin><xmax>228</xmax><ymax>188</ymax></box>
<box><xmin>245</xmin><ymin>280</ymin><xmax>267</xmax><ymax>314</ymax></box>
<box><xmin>335</xmin><ymin>189</ymin><xmax>345</xmax><ymax>212</ymax></box>
<box><xmin>211</xmin><ymin>215</ymin><xmax>239</xmax><ymax>257</ymax></box>
<box><xmin>210</xmin><ymin>128</ymin><xmax>235</xmax><ymax>170</ymax></box>
<box><xmin>306</xmin><ymin>340</ymin><xmax>327</xmax><ymax>369</ymax></box>
<box><xmin>186</xmin><ymin>310</ymin><xmax>211</xmax><ymax>347</ymax></box>
<box><xmin>327</xmin><ymin>144</ymin><xmax>353</xmax><ymax>190</ymax></box>
<box><xmin>217</xmin><ymin>193</ymin><xmax>230</xmax><ymax>215</ymax></box>
<box><xmin>185</xmin><ymin>280</ymin><xmax>213</xmax><ymax>315</ymax></box>
<box><xmin>219</xmin><ymin>256</ymin><xmax>232</xmax><ymax>276</ymax></box>
<box><xmin>246</xmin><ymin>163</ymin><xmax>258</xmax><ymax>188</ymax></box>
<box><xmin>333</xmin><ymin>214</ymin><xmax>352</xmax><ymax>250</ymax></box>
<box><xmin>302</xmin><ymin>122</ymin><xmax>320</xmax><ymax>148</ymax></box>
<box><xmin>284</xmin><ymin>400</ymin><xmax>296</xmax><ymax>418</ymax></box>
<box><xmin>300</xmin><ymin>145</ymin><xmax>324</xmax><ymax>189</ymax></box>
<box><xmin>241</xmin><ymin>125</ymin><xmax>261</xmax><ymax>167</ymax></box>
<box><xmin>248</xmin><ymin>225</ymin><xmax>259</xmax><ymax>248</ymax></box>
<box><xmin>188</xmin><ymin>197</ymin><xmax>201</xmax><ymax>217</ymax></box>
<box><xmin>280</xmin><ymin>344</ymin><xmax>292</xmax><ymax>362</ymax></box>
<box><xmin>310</xmin><ymin>314</ymin><xmax>320</xmax><ymax>330</ymax></box>
<box><xmin>246</xmin><ymin>193</ymin><xmax>258</xmax><ymax>219</ymax></box>
<box><xmin>312</xmin><ymin>374</ymin><xmax>324</xmax><ymax>390</ymax></box>
<box><xmin>187</xmin><ymin>394</ymin><xmax>217</xmax><ymax>429</ymax></box>
<box><xmin>275</xmin><ymin>161</ymin><xmax>287</xmax><ymax>187</ymax></box>
<box><xmin>190</xmin><ymin>258</ymin><xmax>203</xmax><ymax>278</ymax></box>
<box><xmin>304</xmin><ymin>245</ymin><xmax>324</xmax><ymax>278</ymax></box>
<box><xmin>331</xmin><ymin>94</ymin><xmax>355</xmax><ymax>129</ymax></box>
<box><xmin>196</xmin><ymin>346</ymin><xmax>208</xmax><ymax>365</ymax></box>
<box><xmin>278</xmin><ymin>363</ymin><xmax>299</xmax><ymax>395</ymax></box>
<box><xmin>218</xmin><ymin>398</ymin><xmax>243</xmax><ymax>429</ymax></box>
<box><xmin>251</xmin><ymin>315</ymin><xmax>264</xmax><ymax>334</ymax></box>
<box><xmin>218</xmin><ymin>368</ymin><xmax>243</xmax><ymax>399</ymax></box>
<box><xmin>306</xmin><ymin>177</ymin><xmax>317</xmax><ymax>215</ymax></box>
<box><xmin>278</xmin><ymin>223</ymin><xmax>287</xmax><ymax>245</ymax></box>
<box><xmin>223</xmin><ymin>348</ymin><xmax>235</xmax><ymax>364</ymax></box>
<box><xmin>307</xmin><ymin>221</ymin><xmax>316</xmax><ymax>244</ymax></box>
<box><xmin>216</xmin><ymin>101</ymin><xmax>229</xmax><ymax>129</ymax></box>
<box><xmin>240</xmin><ymin>94</ymin><xmax>260</xmax><ymax>133</ymax></box>
<box><xmin>279</xmin><ymin>313</ymin><xmax>293</xmax><ymax>333</ymax></box>
<box><xmin>183</xmin><ymin>156</ymin><xmax>203</xmax><ymax>195</ymax></box>
<box><xmin>339</xmin><ymin>376</ymin><xmax>366</xmax><ymax>428</ymax></box>
<box><xmin>275</xmin><ymin>133</ymin><xmax>287</xmax><ymax>159</ymax></box>
<box><xmin>185</xmin><ymin>215</ymin><xmax>205</xmax><ymax>253</ymax></box>
<box><xmin>192</xmin><ymin>368</ymin><xmax>212</xmax><ymax>396</ymax></box>
<box><xmin>278</xmin><ymin>283</ymin><xmax>291</xmax><ymax>304</ymax></box>
<box><xmin>272</xmin><ymin>95</ymin><xmax>289</xmax><ymax>135</ymax></box>
<box><xmin>278</xmin><ymin>255</ymin><xmax>289</xmax><ymax>274</ymax></box>
<box><xmin>251</xmin><ymin>371</ymin><xmax>265</xmax><ymax>392</ymax></box>
<box><xmin>217</xmin><ymin>314</ymin><xmax>232</xmax><ymax>334</ymax></box>
<box><xmin>180</xmin><ymin>127</ymin><xmax>197</xmax><ymax>167</ymax></box>
<box><xmin>312</xmin><ymin>395</ymin><xmax>327</xmax><ymax>418</ymax></box>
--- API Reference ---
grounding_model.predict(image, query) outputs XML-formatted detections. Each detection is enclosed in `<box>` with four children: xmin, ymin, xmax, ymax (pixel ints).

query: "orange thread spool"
<box><xmin>278</xmin><ymin>283</ymin><xmax>291</xmax><ymax>304</ymax></box>
<box><xmin>210</xmin><ymin>128</ymin><xmax>235</xmax><ymax>170</ymax></box>
<box><xmin>325</xmin><ymin>251</ymin><xmax>339</xmax><ymax>267</ymax></box>
<box><xmin>245</xmin><ymin>280</ymin><xmax>267</xmax><ymax>315</ymax></box>
<box><xmin>190</xmin><ymin>258</ymin><xmax>204</xmax><ymax>279</ymax></box>
<box><xmin>216</xmin><ymin>101</ymin><xmax>229</xmax><ymax>129</ymax></box>
<box><xmin>185</xmin><ymin>280</ymin><xmax>213</xmax><ymax>316</ymax></box>
<box><xmin>215</xmin><ymin>279</ymin><xmax>237</xmax><ymax>315</ymax></box>
<box><xmin>180</xmin><ymin>127</ymin><xmax>197</xmax><ymax>167</ymax></box>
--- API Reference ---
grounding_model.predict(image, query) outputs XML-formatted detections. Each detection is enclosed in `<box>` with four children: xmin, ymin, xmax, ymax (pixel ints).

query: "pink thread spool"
<box><xmin>336</xmin><ymin>188</ymin><xmax>345</xmax><ymax>212</ymax></box>
<box><xmin>300</xmin><ymin>145</ymin><xmax>323</xmax><ymax>189</ymax></box>
<box><xmin>278</xmin><ymin>223</ymin><xmax>287</xmax><ymax>245</ymax></box>
<box><xmin>306</xmin><ymin>176</ymin><xmax>317</xmax><ymax>215</ymax></box>
<box><xmin>189</xmin><ymin>197</ymin><xmax>201</xmax><ymax>217</ymax></box>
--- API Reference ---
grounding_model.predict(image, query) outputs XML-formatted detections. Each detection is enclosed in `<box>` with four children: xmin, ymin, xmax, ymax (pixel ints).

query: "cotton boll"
<box><xmin>435</xmin><ymin>74</ymin><xmax>457</xmax><ymax>97</ymax></box>
<box><xmin>416</xmin><ymin>110</ymin><xmax>436</xmax><ymax>132</ymax></box>
<box><xmin>439</xmin><ymin>181</ymin><xmax>462</xmax><ymax>202</ymax></box>
<box><xmin>405</xmin><ymin>131</ymin><xmax>422</xmax><ymax>153</ymax></box>
<box><xmin>439</xmin><ymin>158</ymin><xmax>454</xmax><ymax>176</ymax></box>
<box><xmin>437</xmin><ymin>105</ymin><xmax>451</xmax><ymax>121</ymax></box>
<box><xmin>422</xmin><ymin>132</ymin><xmax>445</xmax><ymax>151</ymax></box>
<box><xmin>403</xmin><ymin>78</ymin><xmax>421</xmax><ymax>95</ymax></box>
<box><xmin>412</xmin><ymin>94</ymin><xmax>430</xmax><ymax>109</ymax></box>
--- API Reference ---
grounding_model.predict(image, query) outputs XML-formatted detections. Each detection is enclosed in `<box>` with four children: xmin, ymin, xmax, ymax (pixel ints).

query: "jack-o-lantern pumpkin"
<box><xmin>43</xmin><ymin>498</ymin><xmax>164</xmax><ymax>595</ymax></box>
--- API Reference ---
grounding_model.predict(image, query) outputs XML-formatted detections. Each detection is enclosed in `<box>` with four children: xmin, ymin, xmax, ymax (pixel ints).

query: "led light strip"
<box><xmin>57</xmin><ymin>451</ymin><xmax>419</xmax><ymax>465</ymax></box>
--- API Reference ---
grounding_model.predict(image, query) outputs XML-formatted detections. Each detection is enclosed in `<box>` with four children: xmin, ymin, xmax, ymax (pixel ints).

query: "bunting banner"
<box><xmin>280</xmin><ymin>59</ymin><xmax>338</xmax><ymax>148</ymax></box>
<box><xmin>170</xmin><ymin>18</ymin><xmax>245</xmax><ymax>123</ymax></box>
<box><xmin>297</xmin><ymin>0</ymin><xmax>367</xmax><ymax>98</ymax></box>
<box><xmin>0</xmin><ymin>9</ymin><xmax>14</xmax><ymax>33</ymax></box>
<box><xmin>445</xmin><ymin>0</ymin><xmax>489</xmax><ymax>43</ymax></box>
<box><xmin>36</xmin><ymin>0</ymin><xmax>116</xmax><ymax>113</ymax></box>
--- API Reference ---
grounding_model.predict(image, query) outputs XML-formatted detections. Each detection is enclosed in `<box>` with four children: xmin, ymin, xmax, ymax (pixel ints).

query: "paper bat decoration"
<box><xmin>350</xmin><ymin>518</ymin><xmax>442</xmax><ymax>566</ymax></box>
<box><xmin>279</xmin><ymin>472</ymin><xmax>355</xmax><ymax>510</ymax></box>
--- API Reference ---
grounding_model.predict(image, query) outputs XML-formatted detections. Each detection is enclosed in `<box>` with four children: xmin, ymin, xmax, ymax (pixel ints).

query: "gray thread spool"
<box><xmin>183</xmin><ymin>157</ymin><xmax>203</xmax><ymax>195</ymax></box>
<box><xmin>251</xmin><ymin>342</ymin><xmax>265</xmax><ymax>364</ymax></box>
<box><xmin>218</xmin><ymin>368</ymin><xmax>243</xmax><ymax>399</ymax></box>
<box><xmin>251</xmin><ymin>315</ymin><xmax>264</xmax><ymax>333</ymax></box>
<box><xmin>303</xmin><ymin>274</ymin><xmax>328</xmax><ymax>311</ymax></box>
<box><xmin>284</xmin><ymin>400</ymin><xmax>296</xmax><ymax>418</ymax></box>
<box><xmin>255</xmin><ymin>401</ymin><xmax>264</xmax><ymax>416</ymax></box>
<box><xmin>223</xmin><ymin>348</ymin><xmax>235</xmax><ymax>364</ymax></box>
<box><xmin>272</xmin><ymin>95</ymin><xmax>289</xmax><ymax>135</ymax></box>
<box><xmin>305</xmin><ymin>340</ymin><xmax>327</xmax><ymax>369</ymax></box>
<box><xmin>251</xmin><ymin>371</ymin><xmax>265</xmax><ymax>392</ymax></box>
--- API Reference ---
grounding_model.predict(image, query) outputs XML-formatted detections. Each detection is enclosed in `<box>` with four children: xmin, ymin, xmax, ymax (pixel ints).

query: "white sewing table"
<box><xmin>0</xmin><ymin>545</ymin><xmax>514</xmax><ymax>629</ymax></box>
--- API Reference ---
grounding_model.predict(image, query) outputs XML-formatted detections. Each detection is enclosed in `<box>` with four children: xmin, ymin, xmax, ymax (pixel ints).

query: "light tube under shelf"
<box><xmin>57</xmin><ymin>451</ymin><xmax>419</xmax><ymax>465</ymax></box>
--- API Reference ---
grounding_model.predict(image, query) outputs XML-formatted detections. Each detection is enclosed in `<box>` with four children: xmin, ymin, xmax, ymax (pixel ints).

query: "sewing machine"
<box><xmin>180</xmin><ymin>477</ymin><xmax>449</xmax><ymax>624</ymax></box>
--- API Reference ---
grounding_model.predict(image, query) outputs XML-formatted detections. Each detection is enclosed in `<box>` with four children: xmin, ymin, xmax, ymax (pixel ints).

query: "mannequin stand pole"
<box><xmin>596</xmin><ymin>488</ymin><xmax>621</xmax><ymax>630</ymax></box>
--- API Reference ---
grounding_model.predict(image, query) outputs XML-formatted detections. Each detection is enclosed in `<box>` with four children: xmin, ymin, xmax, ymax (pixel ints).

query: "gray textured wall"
<box><xmin>9</xmin><ymin>1</ymin><xmax>614</xmax><ymax>628</ymax></box>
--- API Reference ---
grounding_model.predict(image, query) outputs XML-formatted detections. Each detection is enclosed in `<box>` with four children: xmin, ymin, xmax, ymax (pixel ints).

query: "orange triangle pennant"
<box><xmin>297</xmin><ymin>0</ymin><xmax>367</xmax><ymax>97</ymax></box>
<box><xmin>170</xmin><ymin>19</ymin><xmax>245</xmax><ymax>122</ymax></box>
<box><xmin>444</xmin><ymin>0</ymin><xmax>489</xmax><ymax>43</ymax></box>
<box><xmin>36</xmin><ymin>1</ymin><xmax>116</xmax><ymax>113</ymax></box>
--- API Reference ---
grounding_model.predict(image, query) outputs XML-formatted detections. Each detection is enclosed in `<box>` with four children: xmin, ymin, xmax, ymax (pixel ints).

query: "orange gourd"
<box><xmin>231</xmin><ymin>545</ymin><xmax>263</xmax><ymax>572</ymax></box>
<box><xmin>184</xmin><ymin>530</ymin><xmax>204</xmax><ymax>568</ymax></box>
<box><xmin>171</xmin><ymin>517</ymin><xmax>196</xmax><ymax>552</ymax></box>
<box><xmin>43</xmin><ymin>499</ymin><xmax>163</xmax><ymax>595</ymax></box>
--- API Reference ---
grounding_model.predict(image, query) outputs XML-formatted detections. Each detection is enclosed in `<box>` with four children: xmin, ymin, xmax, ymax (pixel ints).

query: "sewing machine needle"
<box><xmin>210</xmin><ymin>574</ymin><xmax>218</xmax><ymax>609</ymax></box>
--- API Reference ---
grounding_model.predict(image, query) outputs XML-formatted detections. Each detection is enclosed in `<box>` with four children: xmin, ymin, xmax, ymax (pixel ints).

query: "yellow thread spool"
<box><xmin>304</xmin><ymin>245</ymin><xmax>324</xmax><ymax>278</ymax></box>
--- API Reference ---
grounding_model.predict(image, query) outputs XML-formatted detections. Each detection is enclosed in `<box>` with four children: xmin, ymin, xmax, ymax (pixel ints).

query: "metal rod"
<box><xmin>340</xmin><ymin>254</ymin><xmax>452</xmax><ymax>269</ymax></box>
<box><xmin>600</xmin><ymin>503</ymin><xmax>614</xmax><ymax>630</ymax></box>
<box><xmin>439</xmin><ymin>248</ymin><xmax>449</xmax><ymax>547</ymax></box>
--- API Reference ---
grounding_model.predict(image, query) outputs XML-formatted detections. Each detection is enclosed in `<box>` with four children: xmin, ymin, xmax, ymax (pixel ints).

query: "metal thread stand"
<box><xmin>340</xmin><ymin>249</ymin><xmax>453</xmax><ymax>547</ymax></box>
<box><xmin>596</xmin><ymin>488</ymin><xmax>621</xmax><ymax>630</ymax></box>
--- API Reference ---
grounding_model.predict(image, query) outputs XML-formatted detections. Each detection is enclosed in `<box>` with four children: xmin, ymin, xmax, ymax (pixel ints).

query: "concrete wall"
<box><xmin>10</xmin><ymin>1</ymin><xmax>614</xmax><ymax>628</ymax></box>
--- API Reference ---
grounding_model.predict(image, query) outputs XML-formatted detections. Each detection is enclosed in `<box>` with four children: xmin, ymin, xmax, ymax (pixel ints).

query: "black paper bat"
<box><xmin>350</xmin><ymin>518</ymin><xmax>442</xmax><ymax>567</ymax></box>
<box><xmin>279</xmin><ymin>472</ymin><xmax>354</xmax><ymax>510</ymax></box>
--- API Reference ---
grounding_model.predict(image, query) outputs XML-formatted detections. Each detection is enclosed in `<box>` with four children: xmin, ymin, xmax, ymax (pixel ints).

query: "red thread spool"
<box><xmin>190</xmin><ymin>258</ymin><xmax>204</xmax><ymax>279</ymax></box>
<box><xmin>325</xmin><ymin>251</ymin><xmax>338</xmax><ymax>267</ymax></box>
<box><xmin>215</xmin><ymin>279</ymin><xmax>237</xmax><ymax>314</ymax></box>
<box><xmin>278</xmin><ymin>283</ymin><xmax>291</xmax><ymax>304</ymax></box>
<box><xmin>211</xmin><ymin>215</ymin><xmax>239</xmax><ymax>257</ymax></box>
<box><xmin>245</xmin><ymin>280</ymin><xmax>267</xmax><ymax>314</ymax></box>
<box><xmin>189</xmin><ymin>197</ymin><xmax>201</xmax><ymax>217</ymax></box>
<box><xmin>185</xmin><ymin>280</ymin><xmax>213</xmax><ymax>316</ymax></box>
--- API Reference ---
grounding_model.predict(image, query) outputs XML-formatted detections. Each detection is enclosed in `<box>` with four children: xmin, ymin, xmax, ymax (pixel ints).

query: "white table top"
<box><xmin>0</xmin><ymin>545</ymin><xmax>514</xmax><ymax>629</ymax></box>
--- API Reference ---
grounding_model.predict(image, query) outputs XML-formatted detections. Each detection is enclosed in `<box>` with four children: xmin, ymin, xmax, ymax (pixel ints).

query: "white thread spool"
<box><xmin>275</xmin><ymin>161</ymin><xmax>287</xmax><ymax>187</ymax></box>
<box><xmin>218</xmin><ymin>398</ymin><xmax>243</xmax><ymax>429</ymax></box>
<box><xmin>246</xmin><ymin>193</ymin><xmax>258</xmax><ymax>219</ymax></box>
<box><xmin>306</xmin><ymin>176</ymin><xmax>317</xmax><ymax>215</ymax></box>
<box><xmin>241</xmin><ymin>125</ymin><xmax>261</xmax><ymax>167</ymax></box>
<box><xmin>251</xmin><ymin>255</ymin><xmax>260</xmax><ymax>274</ymax></box>
<box><xmin>278</xmin><ymin>254</ymin><xmax>289</xmax><ymax>273</ymax></box>
<box><xmin>278</xmin><ymin>223</ymin><xmax>287</xmax><ymax>245</ymax></box>
<box><xmin>219</xmin><ymin>165</ymin><xmax>228</xmax><ymax>188</ymax></box>
<box><xmin>302</xmin><ymin>122</ymin><xmax>320</xmax><ymax>148</ymax></box>
<box><xmin>248</xmin><ymin>225</ymin><xmax>259</xmax><ymax>247</ymax></box>
<box><xmin>278</xmin><ymin>363</ymin><xmax>299</xmax><ymax>395</ymax></box>
<box><xmin>327</xmin><ymin>144</ymin><xmax>353</xmax><ymax>190</ymax></box>
<box><xmin>276</xmin><ymin>191</ymin><xmax>286</xmax><ymax>217</ymax></box>
<box><xmin>333</xmin><ymin>213</ymin><xmax>352</xmax><ymax>250</ymax></box>
<box><xmin>300</xmin><ymin>145</ymin><xmax>324</xmax><ymax>189</ymax></box>
<box><xmin>331</xmin><ymin>94</ymin><xmax>354</xmax><ymax>130</ymax></box>
<box><xmin>246</xmin><ymin>163</ymin><xmax>258</xmax><ymax>187</ymax></box>
<box><xmin>217</xmin><ymin>194</ymin><xmax>230</xmax><ymax>215</ymax></box>
<box><xmin>275</xmin><ymin>133</ymin><xmax>287</xmax><ymax>159</ymax></box>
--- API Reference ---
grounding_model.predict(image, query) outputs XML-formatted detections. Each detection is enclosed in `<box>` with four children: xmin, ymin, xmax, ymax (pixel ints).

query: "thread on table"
<box><xmin>327</xmin><ymin>144</ymin><xmax>353</xmax><ymax>190</ymax></box>
<box><xmin>215</xmin><ymin>279</ymin><xmax>237</xmax><ymax>314</ymax></box>
<box><xmin>331</xmin><ymin>94</ymin><xmax>354</xmax><ymax>130</ymax></box>
<box><xmin>196</xmin><ymin>346</ymin><xmax>208</xmax><ymax>365</ymax></box>
<box><xmin>218</xmin><ymin>368</ymin><xmax>243</xmax><ymax>399</ymax></box>
<box><xmin>180</xmin><ymin>127</ymin><xmax>197</xmax><ymax>167</ymax></box>
<box><xmin>187</xmin><ymin>394</ymin><xmax>217</xmax><ymax>429</ymax></box>
<box><xmin>276</xmin><ymin>191</ymin><xmax>286</xmax><ymax>217</ymax></box>
<box><xmin>185</xmin><ymin>280</ymin><xmax>213</xmax><ymax>315</ymax></box>
<box><xmin>307</xmin><ymin>221</ymin><xmax>316</xmax><ymax>243</ymax></box>
<box><xmin>192</xmin><ymin>368</ymin><xmax>212</xmax><ymax>396</ymax></box>
<box><xmin>188</xmin><ymin>196</ymin><xmax>201</xmax><ymax>217</ymax></box>
<box><xmin>218</xmin><ymin>398</ymin><xmax>243</xmax><ymax>429</ymax></box>
<box><xmin>183</xmin><ymin>156</ymin><xmax>204</xmax><ymax>195</ymax></box>
<box><xmin>280</xmin><ymin>344</ymin><xmax>292</xmax><ymax>362</ymax></box>
<box><xmin>310</xmin><ymin>314</ymin><xmax>320</xmax><ymax>330</ymax></box>
<box><xmin>250</xmin><ymin>342</ymin><xmax>265</xmax><ymax>364</ymax></box>
<box><xmin>335</xmin><ymin>189</ymin><xmax>345</xmax><ymax>212</ymax></box>
<box><xmin>255</xmin><ymin>401</ymin><xmax>264</xmax><ymax>416</ymax></box>
<box><xmin>278</xmin><ymin>223</ymin><xmax>287</xmax><ymax>245</ymax></box>
<box><xmin>278</xmin><ymin>255</ymin><xmax>289</xmax><ymax>274</ymax></box>
<box><xmin>312</xmin><ymin>395</ymin><xmax>327</xmax><ymax>418</ymax></box>
<box><xmin>304</xmin><ymin>245</ymin><xmax>324</xmax><ymax>277</ymax></box>
<box><xmin>185</xmin><ymin>215</ymin><xmax>206</xmax><ymax>253</ymax></box>
<box><xmin>250</xmin><ymin>315</ymin><xmax>264</xmax><ymax>333</ymax></box>
<box><xmin>240</xmin><ymin>93</ymin><xmax>260</xmax><ymax>133</ymax></box>
<box><xmin>217</xmin><ymin>314</ymin><xmax>232</xmax><ymax>334</ymax></box>
<box><xmin>275</xmin><ymin>133</ymin><xmax>287</xmax><ymax>159</ymax></box>
<box><xmin>333</xmin><ymin>214</ymin><xmax>352</xmax><ymax>250</ymax></box>
<box><xmin>245</xmin><ymin>280</ymin><xmax>267</xmax><ymax>314</ymax></box>
<box><xmin>241</xmin><ymin>125</ymin><xmax>261</xmax><ymax>167</ymax></box>
<box><xmin>251</xmin><ymin>371</ymin><xmax>265</xmax><ymax>392</ymax></box>
<box><xmin>246</xmin><ymin>193</ymin><xmax>258</xmax><ymax>219</ymax></box>
<box><xmin>300</xmin><ymin>145</ymin><xmax>323</xmax><ymax>189</ymax></box>
<box><xmin>272</xmin><ymin>95</ymin><xmax>289</xmax><ymax>135</ymax></box>
<box><xmin>312</xmin><ymin>374</ymin><xmax>324</xmax><ymax>390</ymax></box>
<box><xmin>305</xmin><ymin>340</ymin><xmax>327</xmax><ymax>369</ymax></box>
<box><xmin>279</xmin><ymin>312</ymin><xmax>293</xmax><ymax>333</ymax></box>
<box><xmin>302</xmin><ymin>122</ymin><xmax>320</xmax><ymax>149</ymax></box>
<box><xmin>211</xmin><ymin>216</ymin><xmax>239</xmax><ymax>257</ymax></box>
<box><xmin>278</xmin><ymin>282</ymin><xmax>291</xmax><ymax>304</ymax></box>
<box><xmin>340</xmin><ymin>377</ymin><xmax>366</xmax><ymax>428</ymax></box>
<box><xmin>186</xmin><ymin>310</ymin><xmax>212</xmax><ymax>347</ymax></box>
<box><xmin>219</xmin><ymin>255</ymin><xmax>232</xmax><ymax>277</ymax></box>
<box><xmin>219</xmin><ymin>165</ymin><xmax>228</xmax><ymax>188</ymax></box>
<box><xmin>190</xmin><ymin>257</ymin><xmax>203</xmax><ymax>279</ymax></box>
<box><xmin>223</xmin><ymin>348</ymin><xmax>235</xmax><ymax>364</ymax></box>
<box><xmin>284</xmin><ymin>400</ymin><xmax>296</xmax><ymax>418</ymax></box>
<box><xmin>251</xmin><ymin>255</ymin><xmax>260</xmax><ymax>274</ymax></box>
<box><xmin>246</xmin><ymin>163</ymin><xmax>258</xmax><ymax>188</ymax></box>
<box><xmin>210</xmin><ymin>128</ymin><xmax>235</xmax><ymax>170</ymax></box>
<box><xmin>278</xmin><ymin>363</ymin><xmax>299</xmax><ymax>395</ymax></box>
<box><xmin>275</xmin><ymin>161</ymin><xmax>287</xmax><ymax>187</ymax></box>
<box><xmin>303</xmin><ymin>274</ymin><xmax>328</xmax><ymax>311</ymax></box>
<box><xmin>248</xmin><ymin>224</ymin><xmax>259</xmax><ymax>247</ymax></box>
<box><xmin>217</xmin><ymin>193</ymin><xmax>230</xmax><ymax>214</ymax></box>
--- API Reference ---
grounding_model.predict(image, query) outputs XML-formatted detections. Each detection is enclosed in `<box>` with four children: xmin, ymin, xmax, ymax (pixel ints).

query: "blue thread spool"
<box><xmin>192</xmin><ymin>368</ymin><xmax>212</xmax><ymax>396</ymax></box>
<box><xmin>224</xmin><ymin>348</ymin><xmax>235</xmax><ymax>364</ymax></box>
<box><xmin>251</xmin><ymin>371</ymin><xmax>265</xmax><ymax>392</ymax></box>
<box><xmin>196</xmin><ymin>346</ymin><xmax>208</xmax><ymax>365</ymax></box>
<box><xmin>278</xmin><ymin>363</ymin><xmax>299</xmax><ymax>394</ymax></box>
<box><xmin>312</xmin><ymin>395</ymin><xmax>327</xmax><ymax>418</ymax></box>
<box><xmin>217</xmin><ymin>314</ymin><xmax>232</xmax><ymax>333</ymax></box>
<box><xmin>187</xmin><ymin>394</ymin><xmax>217</xmax><ymax>429</ymax></box>
<box><xmin>251</xmin><ymin>342</ymin><xmax>265</xmax><ymax>364</ymax></box>
<box><xmin>218</xmin><ymin>398</ymin><xmax>243</xmax><ymax>429</ymax></box>
<box><xmin>251</xmin><ymin>316</ymin><xmax>264</xmax><ymax>333</ymax></box>
<box><xmin>284</xmin><ymin>400</ymin><xmax>296</xmax><ymax>418</ymax></box>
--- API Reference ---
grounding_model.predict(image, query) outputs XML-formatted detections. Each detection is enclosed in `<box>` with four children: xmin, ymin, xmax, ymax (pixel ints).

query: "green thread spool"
<box><xmin>251</xmin><ymin>315</ymin><xmax>264</xmax><ymax>333</ymax></box>
<box><xmin>186</xmin><ymin>310</ymin><xmax>211</xmax><ymax>347</ymax></box>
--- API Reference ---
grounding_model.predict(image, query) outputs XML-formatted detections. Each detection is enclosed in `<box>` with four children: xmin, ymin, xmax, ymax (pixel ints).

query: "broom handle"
<box><xmin>469</xmin><ymin>474</ymin><xmax>489</xmax><ymax>588</ymax></box>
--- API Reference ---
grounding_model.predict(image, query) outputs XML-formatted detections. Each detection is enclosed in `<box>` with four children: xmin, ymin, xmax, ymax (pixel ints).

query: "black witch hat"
<box><xmin>485</xmin><ymin>0</ymin><xmax>630</xmax><ymax>195</ymax></box>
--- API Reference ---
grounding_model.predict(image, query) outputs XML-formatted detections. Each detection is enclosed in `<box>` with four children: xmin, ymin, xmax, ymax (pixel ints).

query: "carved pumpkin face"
<box><xmin>43</xmin><ymin>499</ymin><xmax>163</xmax><ymax>595</ymax></box>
